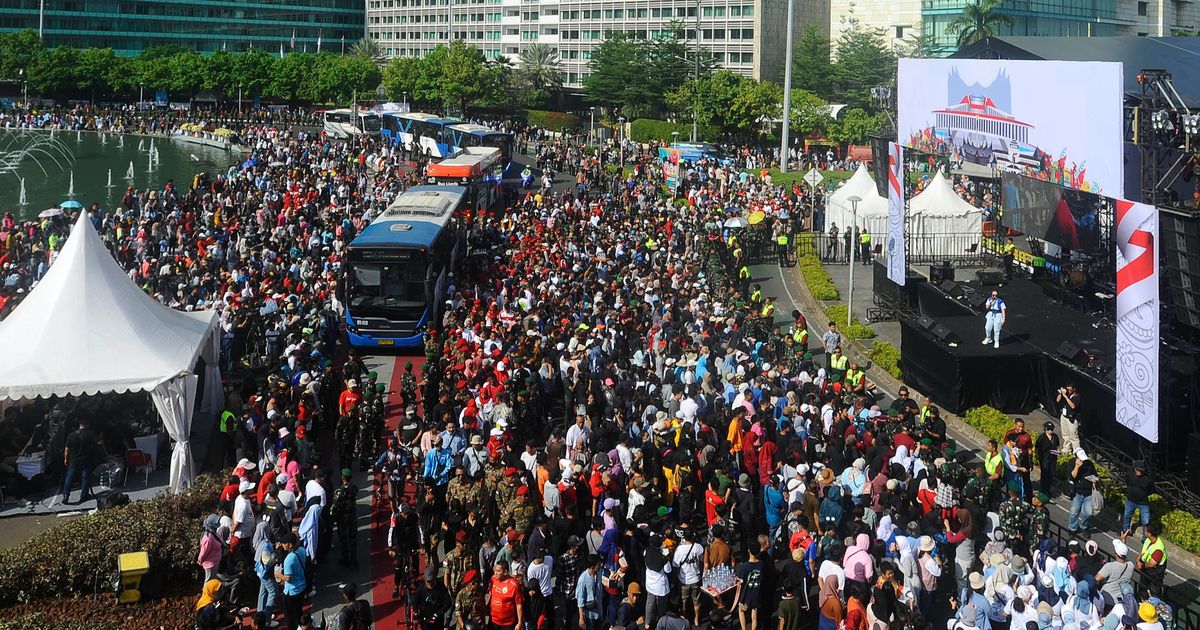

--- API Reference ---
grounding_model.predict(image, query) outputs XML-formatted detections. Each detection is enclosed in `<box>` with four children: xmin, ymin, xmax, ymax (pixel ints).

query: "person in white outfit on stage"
<box><xmin>983</xmin><ymin>290</ymin><xmax>1006</xmax><ymax>349</ymax></box>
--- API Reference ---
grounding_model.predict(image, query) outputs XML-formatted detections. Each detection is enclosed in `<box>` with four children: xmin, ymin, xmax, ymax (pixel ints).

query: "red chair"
<box><xmin>124</xmin><ymin>449</ymin><xmax>153</xmax><ymax>486</ymax></box>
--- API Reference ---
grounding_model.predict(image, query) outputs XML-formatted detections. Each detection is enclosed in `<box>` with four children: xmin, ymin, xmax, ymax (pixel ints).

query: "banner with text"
<box><xmin>1114</xmin><ymin>199</ymin><xmax>1159</xmax><ymax>443</ymax></box>
<box><xmin>659</xmin><ymin>148</ymin><xmax>680</xmax><ymax>190</ymax></box>
<box><xmin>887</xmin><ymin>142</ymin><xmax>906</xmax><ymax>285</ymax></box>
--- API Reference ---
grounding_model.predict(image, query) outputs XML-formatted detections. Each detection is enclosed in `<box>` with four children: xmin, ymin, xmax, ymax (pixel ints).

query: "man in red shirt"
<box><xmin>704</xmin><ymin>478</ymin><xmax>726</xmax><ymax>527</ymax></box>
<box><xmin>338</xmin><ymin>379</ymin><xmax>362</xmax><ymax>417</ymax></box>
<box><xmin>488</xmin><ymin>559</ymin><xmax>524</xmax><ymax>630</ymax></box>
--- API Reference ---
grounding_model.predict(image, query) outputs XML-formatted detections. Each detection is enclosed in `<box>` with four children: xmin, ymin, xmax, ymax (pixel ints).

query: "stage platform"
<box><xmin>0</xmin><ymin>467</ymin><xmax>172</xmax><ymax>518</ymax></box>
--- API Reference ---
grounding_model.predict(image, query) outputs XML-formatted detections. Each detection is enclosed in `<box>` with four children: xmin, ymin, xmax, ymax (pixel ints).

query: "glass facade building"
<box><xmin>922</xmin><ymin>0</ymin><xmax>1120</xmax><ymax>54</ymax></box>
<box><xmin>0</xmin><ymin>0</ymin><xmax>365</xmax><ymax>55</ymax></box>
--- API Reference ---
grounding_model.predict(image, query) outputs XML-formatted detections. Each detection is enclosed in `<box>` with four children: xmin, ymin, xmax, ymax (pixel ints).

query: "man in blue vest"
<box><xmin>983</xmin><ymin>289</ymin><xmax>1006</xmax><ymax>349</ymax></box>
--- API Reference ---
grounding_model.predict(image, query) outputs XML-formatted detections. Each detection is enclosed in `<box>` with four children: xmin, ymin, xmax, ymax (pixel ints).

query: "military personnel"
<box><xmin>998</xmin><ymin>480</ymin><xmax>1029</xmax><ymax>556</ymax></box>
<box><xmin>939</xmin><ymin>447</ymin><xmax>969</xmax><ymax>490</ymax></box>
<box><xmin>330</xmin><ymin>468</ymin><xmax>359</xmax><ymax>567</ymax></box>
<box><xmin>495</xmin><ymin>466</ymin><xmax>521</xmax><ymax>526</ymax></box>
<box><xmin>336</xmin><ymin>402</ymin><xmax>359</xmax><ymax>472</ymax></box>
<box><xmin>446</xmin><ymin>466</ymin><xmax>474</xmax><ymax>507</ymax></box>
<box><xmin>965</xmin><ymin>464</ymin><xmax>991</xmax><ymax>510</ymax></box>
<box><xmin>400</xmin><ymin>361</ymin><xmax>419</xmax><ymax>408</ymax></box>
<box><xmin>1028</xmin><ymin>491</ymin><xmax>1051</xmax><ymax>543</ymax></box>
<box><xmin>358</xmin><ymin>384</ymin><xmax>377</xmax><ymax>471</ymax></box>
<box><xmin>510</xmin><ymin>485</ymin><xmax>537</xmax><ymax>535</ymax></box>
<box><xmin>442</xmin><ymin>530</ymin><xmax>475</xmax><ymax>594</ymax></box>
<box><xmin>453</xmin><ymin>569</ymin><xmax>487</xmax><ymax>630</ymax></box>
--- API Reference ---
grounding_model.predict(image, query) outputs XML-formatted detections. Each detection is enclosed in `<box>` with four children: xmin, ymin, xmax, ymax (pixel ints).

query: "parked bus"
<box><xmin>381</xmin><ymin>112</ymin><xmax>461</xmax><ymax>157</ymax></box>
<box><xmin>671</xmin><ymin>142</ymin><xmax>734</xmax><ymax>166</ymax></box>
<box><xmin>426</xmin><ymin>147</ymin><xmax>505</xmax><ymax>219</ymax></box>
<box><xmin>323</xmin><ymin>108</ymin><xmax>381</xmax><ymax>139</ymax></box>
<box><xmin>343</xmin><ymin>185</ymin><xmax>468</xmax><ymax>348</ymax></box>
<box><xmin>446</xmin><ymin>123</ymin><xmax>515</xmax><ymax>166</ymax></box>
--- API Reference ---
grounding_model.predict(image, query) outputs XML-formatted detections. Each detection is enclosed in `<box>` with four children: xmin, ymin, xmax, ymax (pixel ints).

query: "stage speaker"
<box><xmin>976</xmin><ymin>270</ymin><xmax>1005</xmax><ymax>286</ymax></box>
<box><xmin>1189</xmin><ymin>433</ymin><xmax>1200</xmax><ymax>494</ymax></box>
<box><xmin>939</xmin><ymin>280</ymin><xmax>964</xmax><ymax>298</ymax></box>
<box><xmin>931</xmin><ymin>323</ymin><xmax>957</xmax><ymax>343</ymax></box>
<box><xmin>930</xmin><ymin>263</ymin><xmax>955</xmax><ymax>284</ymax></box>
<box><xmin>969</xmin><ymin>293</ymin><xmax>990</xmax><ymax>310</ymax></box>
<box><xmin>1056</xmin><ymin>341</ymin><xmax>1087</xmax><ymax>364</ymax></box>
<box><xmin>917</xmin><ymin>315</ymin><xmax>936</xmax><ymax>330</ymax></box>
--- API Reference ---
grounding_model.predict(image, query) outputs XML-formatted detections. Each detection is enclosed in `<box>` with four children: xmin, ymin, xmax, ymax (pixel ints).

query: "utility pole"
<box><xmin>847</xmin><ymin>196</ymin><xmax>861</xmax><ymax>327</ymax></box>
<box><xmin>38</xmin><ymin>0</ymin><xmax>44</xmax><ymax>39</ymax></box>
<box><xmin>693</xmin><ymin>0</ymin><xmax>701</xmax><ymax>142</ymax></box>
<box><xmin>779</xmin><ymin>0</ymin><xmax>795</xmax><ymax>172</ymax></box>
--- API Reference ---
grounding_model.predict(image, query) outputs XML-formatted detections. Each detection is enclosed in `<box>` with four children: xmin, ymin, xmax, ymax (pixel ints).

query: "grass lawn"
<box><xmin>766</xmin><ymin>168</ymin><xmax>854</xmax><ymax>189</ymax></box>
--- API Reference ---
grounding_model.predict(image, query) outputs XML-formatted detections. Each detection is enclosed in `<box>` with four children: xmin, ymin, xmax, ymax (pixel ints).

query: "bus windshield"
<box><xmin>481</xmin><ymin>134</ymin><xmax>513</xmax><ymax>162</ymax></box>
<box><xmin>348</xmin><ymin>253</ymin><xmax>429</xmax><ymax>320</ymax></box>
<box><xmin>360</xmin><ymin>115</ymin><xmax>381</xmax><ymax>132</ymax></box>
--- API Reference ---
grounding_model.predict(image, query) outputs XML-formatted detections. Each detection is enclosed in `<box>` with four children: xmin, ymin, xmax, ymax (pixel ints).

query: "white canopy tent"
<box><xmin>906</xmin><ymin>171</ymin><xmax>983</xmax><ymax>258</ymax></box>
<box><xmin>0</xmin><ymin>214</ymin><xmax>219</xmax><ymax>493</ymax></box>
<box><xmin>825</xmin><ymin>165</ymin><xmax>888</xmax><ymax>235</ymax></box>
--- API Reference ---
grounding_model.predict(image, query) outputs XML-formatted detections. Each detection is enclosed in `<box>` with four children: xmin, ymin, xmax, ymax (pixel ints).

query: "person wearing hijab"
<box><xmin>895</xmin><ymin>536</ymin><xmax>921</xmax><ymax>604</ymax></box>
<box><xmin>195</xmin><ymin>578</ymin><xmax>227</xmax><ymax>630</ymax></box>
<box><xmin>1009</xmin><ymin>585</ymin><xmax>1040</xmax><ymax>629</ymax></box>
<box><xmin>525</xmin><ymin>577</ymin><xmax>549</xmax><ymax>630</ymax></box>
<box><xmin>985</xmin><ymin>558</ymin><xmax>1015</xmax><ymax>630</ymax></box>
<box><xmin>819</xmin><ymin>574</ymin><xmax>844</xmax><ymax>630</ymax></box>
<box><xmin>1065</xmin><ymin>580</ymin><xmax>1099</xmax><ymax>629</ymax></box>
<box><xmin>889</xmin><ymin>445</ymin><xmax>914</xmax><ymax>475</ymax></box>
<box><xmin>843</xmin><ymin>533</ymin><xmax>876</xmax><ymax>592</ymax></box>
<box><xmin>875</xmin><ymin>515</ymin><xmax>897</xmax><ymax>555</ymax></box>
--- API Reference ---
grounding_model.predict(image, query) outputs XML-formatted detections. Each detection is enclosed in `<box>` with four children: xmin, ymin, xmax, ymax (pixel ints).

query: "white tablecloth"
<box><xmin>134</xmin><ymin>432</ymin><xmax>163</xmax><ymax>470</ymax></box>
<box><xmin>16</xmin><ymin>452</ymin><xmax>45</xmax><ymax>480</ymax></box>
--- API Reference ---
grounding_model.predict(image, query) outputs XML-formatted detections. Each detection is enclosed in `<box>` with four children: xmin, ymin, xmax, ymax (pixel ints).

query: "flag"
<box><xmin>316</xmin><ymin>31</ymin><xmax>322</xmax><ymax>53</ymax></box>
<box><xmin>280</xmin><ymin>42</ymin><xmax>285</xmax><ymax>59</ymax></box>
<box><xmin>1114</xmin><ymin>198</ymin><xmax>1159</xmax><ymax>443</ymax></box>
<box><xmin>886</xmin><ymin>142</ymin><xmax>906</xmax><ymax>286</ymax></box>
<box><xmin>290</xmin><ymin>28</ymin><xmax>296</xmax><ymax>49</ymax></box>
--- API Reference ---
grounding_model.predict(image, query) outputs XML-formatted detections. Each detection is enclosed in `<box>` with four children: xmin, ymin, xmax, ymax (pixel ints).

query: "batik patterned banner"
<box><xmin>1114</xmin><ymin>199</ymin><xmax>1158</xmax><ymax>443</ymax></box>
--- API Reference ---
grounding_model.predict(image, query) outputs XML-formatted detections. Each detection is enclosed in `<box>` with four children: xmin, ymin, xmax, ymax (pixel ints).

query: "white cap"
<box><xmin>1075</xmin><ymin>448</ymin><xmax>1088</xmax><ymax>461</ymax></box>
<box><xmin>239</xmin><ymin>480</ymin><xmax>257</xmax><ymax>493</ymax></box>
<box><xmin>236</xmin><ymin>458</ymin><xmax>257</xmax><ymax>471</ymax></box>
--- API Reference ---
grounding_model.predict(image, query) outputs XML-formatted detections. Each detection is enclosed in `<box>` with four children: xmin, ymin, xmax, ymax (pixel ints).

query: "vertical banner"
<box><xmin>1114</xmin><ymin>199</ymin><xmax>1159</xmax><ymax>443</ymax></box>
<box><xmin>658</xmin><ymin>147</ymin><xmax>680</xmax><ymax>190</ymax></box>
<box><xmin>886</xmin><ymin>142</ymin><xmax>906</xmax><ymax>285</ymax></box>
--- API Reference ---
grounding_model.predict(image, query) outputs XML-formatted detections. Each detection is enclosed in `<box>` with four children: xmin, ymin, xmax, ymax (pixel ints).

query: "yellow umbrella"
<box><xmin>748</xmin><ymin>211</ymin><xmax>766</xmax><ymax>225</ymax></box>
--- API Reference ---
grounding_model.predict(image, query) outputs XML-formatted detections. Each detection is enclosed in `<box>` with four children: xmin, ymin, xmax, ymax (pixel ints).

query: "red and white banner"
<box><xmin>886</xmin><ymin>143</ymin><xmax>906</xmax><ymax>286</ymax></box>
<box><xmin>1114</xmin><ymin>199</ymin><xmax>1159</xmax><ymax>443</ymax></box>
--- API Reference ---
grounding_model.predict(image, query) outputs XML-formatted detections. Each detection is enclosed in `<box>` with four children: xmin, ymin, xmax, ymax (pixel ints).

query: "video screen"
<box><xmin>1001</xmin><ymin>172</ymin><xmax>1103</xmax><ymax>253</ymax></box>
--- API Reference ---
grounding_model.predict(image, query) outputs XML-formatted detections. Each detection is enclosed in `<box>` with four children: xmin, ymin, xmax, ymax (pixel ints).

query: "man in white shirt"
<box><xmin>672</xmin><ymin>530</ymin><xmax>705</xmax><ymax>627</ymax></box>
<box><xmin>644</xmin><ymin>537</ymin><xmax>674</xmax><ymax>630</ymax></box>
<box><xmin>525</xmin><ymin>554</ymin><xmax>555</xmax><ymax>596</ymax></box>
<box><xmin>232</xmin><ymin>480</ymin><xmax>258</xmax><ymax>551</ymax></box>
<box><xmin>565</xmin><ymin>413</ymin><xmax>591</xmax><ymax>461</ymax></box>
<box><xmin>304</xmin><ymin>468</ymin><xmax>328</xmax><ymax>508</ymax></box>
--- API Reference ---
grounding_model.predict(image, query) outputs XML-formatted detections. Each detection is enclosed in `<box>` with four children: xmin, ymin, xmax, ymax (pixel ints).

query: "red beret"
<box><xmin>504</xmin><ymin>467</ymin><xmax>519</xmax><ymax>477</ymax></box>
<box><xmin>455</xmin><ymin>530</ymin><xmax>469</xmax><ymax>544</ymax></box>
<box><xmin>516</xmin><ymin>486</ymin><xmax>528</xmax><ymax>496</ymax></box>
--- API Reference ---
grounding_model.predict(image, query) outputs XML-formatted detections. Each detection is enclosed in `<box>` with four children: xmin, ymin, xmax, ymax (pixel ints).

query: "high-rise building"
<box><xmin>828</xmin><ymin>0</ymin><xmax>1198</xmax><ymax>57</ymax></box>
<box><xmin>0</xmin><ymin>0</ymin><xmax>364</xmax><ymax>55</ymax></box>
<box><xmin>367</xmin><ymin>0</ymin><xmax>829</xmax><ymax>88</ymax></box>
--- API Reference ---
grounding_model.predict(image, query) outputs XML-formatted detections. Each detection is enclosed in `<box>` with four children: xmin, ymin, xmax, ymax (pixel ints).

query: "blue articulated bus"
<box><xmin>343</xmin><ymin>185</ymin><xmax>467</xmax><ymax>348</ymax></box>
<box><xmin>381</xmin><ymin>112</ymin><xmax>462</xmax><ymax>157</ymax></box>
<box><xmin>446</xmin><ymin>123</ymin><xmax>515</xmax><ymax>168</ymax></box>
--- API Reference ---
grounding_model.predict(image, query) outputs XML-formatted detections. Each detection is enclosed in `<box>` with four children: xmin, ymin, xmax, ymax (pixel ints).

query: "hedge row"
<box><xmin>798</xmin><ymin>253</ymin><xmax>839</xmax><ymax>301</ymax></box>
<box><xmin>522</xmin><ymin>109</ymin><xmax>582</xmax><ymax>132</ymax></box>
<box><xmin>867</xmin><ymin>341</ymin><xmax>902</xmax><ymax>378</ymax></box>
<box><xmin>629</xmin><ymin>118</ymin><xmax>693</xmax><ymax>143</ymax></box>
<box><xmin>961</xmin><ymin>406</ymin><xmax>1200</xmax><ymax>554</ymax></box>
<box><xmin>826</xmin><ymin>304</ymin><xmax>876</xmax><ymax>340</ymax></box>
<box><xmin>0</xmin><ymin>474</ymin><xmax>223</xmax><ymax>605</ymax></box>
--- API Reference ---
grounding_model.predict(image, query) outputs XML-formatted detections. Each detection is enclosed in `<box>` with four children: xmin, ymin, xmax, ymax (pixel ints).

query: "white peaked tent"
<box><xmin>0</xmin><ymin>214</ymin><xmax>219</xmax><ymax>493</ymax></box>
<box><xmin>907</xmin><ymin>171</ymin><xmax>983</xmax><ymax>258</ymax></box>
<box><xmin>825</xmin><ymin>165</ymin><xmax>888</xmax><ymax>235</ymax></box>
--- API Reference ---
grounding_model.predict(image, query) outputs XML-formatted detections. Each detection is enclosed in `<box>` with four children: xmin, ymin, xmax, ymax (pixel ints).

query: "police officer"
<box><xmin>330</xmin><ymin>468</ymin><xmax>359</xmax><ymax>567</ymax></box>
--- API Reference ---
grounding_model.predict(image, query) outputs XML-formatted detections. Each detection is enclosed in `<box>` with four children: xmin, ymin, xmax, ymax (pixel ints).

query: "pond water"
<box><xmin>0</xmin><ymin>130</ymin><xmax>236</xmax><ymax>219</ymax></box>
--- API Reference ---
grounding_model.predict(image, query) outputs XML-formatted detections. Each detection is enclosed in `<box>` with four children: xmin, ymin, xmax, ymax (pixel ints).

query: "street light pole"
<box><xmin>779</xmin><ymin>0</ymin><xmax>795</xmax><ymax>173</ymax></box>
<box><xmin>618</xmin><ymin>115</ymin><xmax>626</xmax><ymax>171</ymax></box>
<box><xmin>139</xmin><ymin>83</ymin><xmax>144</xmax><ymax>107</ymax></box>
<box><xmin>38</xmin><ymin>0</ymin><xmax>44</xmax><ymax>39</ymax></box>
<box><xmin>238</xmin><ymin>84</ymin><xmax>243</xmax><ymax>115</ymax></box>
<box><xmin>18</xmin><ymin>70</ymin><xmax>26</xmax><ymax>108</ymax></box>
<box><xmin>847</xmin><ymin>195</ymin><xmax>861</xmax><ymax>328</ymax></box>
<box><xmin>693</xmin><ymin>0</ymin><xmax>701</xmax><ymax>142</ymax></box>
<box><xmin>589</xmin><ymin>106</ymin><xmax>596</xmax><ymax>144</ymax></box>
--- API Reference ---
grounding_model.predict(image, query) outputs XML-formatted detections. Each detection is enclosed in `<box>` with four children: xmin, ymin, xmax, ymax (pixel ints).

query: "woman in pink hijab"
<box><xmin>843</xmin><ymin>533</ymin><xmax>876</xmax><ymax>592</ymax></box>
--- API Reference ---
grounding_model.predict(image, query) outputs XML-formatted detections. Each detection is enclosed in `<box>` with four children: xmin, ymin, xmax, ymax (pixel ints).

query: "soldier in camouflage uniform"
<box><xmin>453</xmin><ymin>570</ymin><xmax>487</xmax><ymax>630</ymax></box>
<box><xmin>1028</xmin><ymin>491</ymin><xmax>1051</xmax><ymax>543</ymax></box>
<box><xmin>358</xmin><ymin>381</ymin><xmax>378</xmax><ymax>471</ymax></box>
<box><xmin>510</xmin><ymin>485</ymin><xmax>537</xmax><ymax>535</ymax></box>
<box><xmin>336</xmin><ymin>402</ymin><xmax>359</xmax><ymax>472</ymax></box>
<box><xmin>496</xmin><ymin>467</ymin><xmax>522</xmax><ymax>528</ymax></box>
<box><xmin>442</xmin><ymin>530</ymin><xmax>475</xmax><ymax>594</ymax></box>
<box><xmin>965</xmin><ymin>464</ymin><xmax>992</xmax><ymax>511</ymax></box>
<box><xmin>446</xmin><ymin>466</ymin><xmax>475</xmax><ymax>508</ymax></box>
<box><xmin>998</xmin><ymin>480</ymin><xmax>1030</xmax><ymax>556</ymax></box>
<box><xmin>939</xmin><ymin>447</ymin><xmax>969</xmax><ymax>489</ymax></box>
<box><xmin>330</xmin><ymin>468</ymin><xmax>359</xmax><ymax>567</ymax></box>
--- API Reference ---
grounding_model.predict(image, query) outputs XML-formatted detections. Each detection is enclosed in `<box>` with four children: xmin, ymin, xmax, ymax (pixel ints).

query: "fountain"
<box><xmin>138</xmin><ymin>139</ymin><xmax>145</xmax><ymax>152</ymax></box>
<box><xmin>76</xmin><ymin>130</ymin><xmax>81</xmax><ymax>142</ymax></box>
<box><xmin>67</xmin><ymin>171</ymin><xmax>75</xmax><ymax>198</ymax></box>
<box><xmin>118</xmin><ymin>135</ymin><xmax>124</xmax><ymax>148</ymax></box>
<box><xmin>101</xmin><ymin>133</ymin><xmax>107</xmax><ymax>145</ymax></box>
<box><xmin>107</xmin><ymin>169</ymin><xmax>113</xmax><ymax>188</ymax></box>
<box><xmin>125</xmin><ymin>161</ymin><xmax>135</xmax><ymax>179</ymax></box>
<box><xmin>149</xmin><ymin>139</ymin><xmax>155</xmax><ymax>155</ymax></box>
<box><xmin>18</xmin><ymin>177</ymin><xmax>26</xmax><ymax>205</ymax></box>
<box><xmin>147</xmin><ymin>153</ymin><xmax>153</xmax><ymax>173</ymax></box>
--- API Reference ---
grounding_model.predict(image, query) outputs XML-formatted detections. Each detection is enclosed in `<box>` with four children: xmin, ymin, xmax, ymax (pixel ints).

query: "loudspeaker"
<box><xmin>970</xmin><ymin>293</ymin><xmax>990</xmax><ymax>310</ymax></box>
<box><xmin>917</xmin><ymin>315</ymin><xmax>936</xmax><ymax>330</ymax></box>
<box><xmin>1056</xmin><ymin>341</ymin><xmax>1087</xmax><ymax>364</ymax></box>
<box><xmin>930</xmin><ymin>263</ymin><xmax>955</xmax><ymax>284</ymax></box>
<box><xmin>931</xmin><ymin>323</ymin><xmax>957</xmax><ymax>343</ymax></box>
<box><xmin>976</xmin><ymin>270</ymin><xmax>1005</xmax><ymax>286</ymax></box>
<box><xmin>939</xmin><ymin>280</ymin><xmax>964</xmax><ymax>298</ymax></box>
<box><xmin>1189</xmin><ymin>433</ymin><xmax>1200</xmax><ymax>494</ymax></box>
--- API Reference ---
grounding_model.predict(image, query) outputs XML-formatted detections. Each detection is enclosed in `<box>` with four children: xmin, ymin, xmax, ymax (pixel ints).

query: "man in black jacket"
<box><xmin>1122</xmin><ymin>461</ymin><xmax>1155</xmax><ymax>541</ymax></box>
<box><xmin>1034</xmin><ymin>422</ymin><xmax>1061</xmax><ymax>499</ymax></box>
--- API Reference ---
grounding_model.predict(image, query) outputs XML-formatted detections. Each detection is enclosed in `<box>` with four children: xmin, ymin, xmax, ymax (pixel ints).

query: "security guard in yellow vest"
<box><xmin>829</xmin><ymin>348</ymin><xmax>849</xmax><ymax>382</ymax></box>
<box><xmin>750</xmin><ymin>285</ymin><xmax>763</xmax><ymax>309</ymax></box>
<box><xmin>761</xmin><ymin>297</ymin><xmax>776</xmax><ymax>319</ymax></box>
<box><xmin>217</xmin><ymin>408</ymin><xmax>240</xmax><ymax>468</ymax></box>
<box><xmin>792</xmin><ymin>325</ymin><xmax>809</xmax><ymax>351</ymax></box>
<box><xmin>1137</xmin><ymin>524</ymin><xmax>1168</xmax><ymax>589</ymax></box>
<box><xmin>1003</xmin><ymin>238</ymin><xmax>1016</xmax><ymax>280</ymax></box>
<box><xmin>845</xmin><ymin>361</ymin><xmax>869</xmax><ymax>395</ymax></box>
<box><xmin>859</xmin><ymin>231</ymin><xmax>872</xmax><ymax>265</ymax></box>
<box><xmin>776</xmin><ymin>231</ymin><xmax>791</xmax><ymax>265</ymax></box>
<box><xmin>738</xmin><ymin>265</ymin><xmax>751</xmax><ymax>297</ymax></box>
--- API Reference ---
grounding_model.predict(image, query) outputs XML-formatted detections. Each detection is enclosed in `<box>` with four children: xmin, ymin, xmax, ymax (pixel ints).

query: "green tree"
<box><xmin>75</xmin><ymin>47</ymin><xmax>116</xmax><ymax>101</ymax></box>
<box><xmin>584</xmin><ymin>32</ymin><xmax>649</xmax><ymax>114</ymax></box>
<box><xmin>832</xmin><ymin>10</ymin><xmax>896</xmax><ymax>110</ymax></box>
<box><xmin>665</xmin><ymin>70</ymin><xmax>777</xmax><ymax>139</ymax></box>
<box><xmin>268</xmin><ymin>52</ymin><xmax>314</xmax><ymax>102</ymax></box>
<box><xmin>789</xmin><ymin>89</ymin><xmax>833</xmax><ymax>138</ymax></box>
<box><xmin>29</xmin><ymin>45</ymin><xmax>78</xmax><ymax>94</ymax></box>
<box><xmin>517</xmin><ymin>43</ymin><xmax>563</xmax><ymax>101</ymax></box>
<box><xmin>828</xmin><ymin>107</ymin><xmax>884</xmax><ymax>144</ymax></box>
<box><xmin>349</xmin><ymin>37</ymin><xmax>386</xmax><ymax>66</ymax></box>
<box><xmin>166</xmin><ymin>51</ymin><xmax>207</xmax><ymax>94</ymax></box>
<box><xmin>337</xmin><ymin>53</ymin><xmax>384</xmax><ymax>102</ymax></box>
<box><xmin>647</xmin><ymin>26</ymin><xmax>713</xmax><ymax>101</ymax></box>
<box><xmin>381</xmin><ymin>56</ymin><xmax>426</xmax><ymax>102</ymax></box>
<box><xmin>0</xmin><ymin>30</ymin><xmax>45</xmax><ymax>84</ymax></box>
<box><xmin>946</xmin><ymin>0</ymin><xmax>1014</xmax><ymax>49</ymax></box>
<box><xmin>793</xmin><ymin>25</ymin><xmax>834</xmax><ymax>99</ymax></box>
<box><xmin>436</xmin><ymin>41</ymin><xmax>495</xmax><ymax>112</ymax></box>
<box><xmin>729</xmin><ymin>79</ymin><xmax>782</xmax><ymax>138</ymax></box>
<box><xmin>234</xmin><ymin>48</ymin><xmax>277</xmax><ymax>96</ymax></box>
<box><xmin>202</xmin><ymin>50</ymin><xmax>236</xmax><ymax>92</ymax></box>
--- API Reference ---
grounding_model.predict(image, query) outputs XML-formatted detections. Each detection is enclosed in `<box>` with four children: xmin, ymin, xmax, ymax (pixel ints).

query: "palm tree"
<box><xmin>349</xmin><ymin>37</ymin><xmax>386</xmax><ymax>66</ymax></box>
<box><xmin>946</xmin><ymin>0</ymin><xmax>1014</xmax><ymax>49</ymax></box>
<box><xmin>517</xmin><ymin>43</ymin><xmax>564</xmax><ymax>94</ymax></box>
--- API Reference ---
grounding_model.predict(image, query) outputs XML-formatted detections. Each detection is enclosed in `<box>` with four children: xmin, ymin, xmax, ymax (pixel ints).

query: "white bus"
<box><xmin>323</xmin><ymin>108</ymin><xmax>382</xmax><ymax>139</ymax></box>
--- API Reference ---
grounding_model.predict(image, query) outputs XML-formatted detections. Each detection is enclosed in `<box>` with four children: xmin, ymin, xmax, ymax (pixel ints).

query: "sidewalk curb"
<box><xmin>779</xmin><ymin>261</ymin><xmax>1200</xmax><ymax>575</ymax></box>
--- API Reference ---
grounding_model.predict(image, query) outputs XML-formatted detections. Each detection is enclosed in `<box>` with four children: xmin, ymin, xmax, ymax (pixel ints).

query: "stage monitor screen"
<box><xmin>1002</xmin><ymin>172</ymin><xmax>1104</xmax><ymax>254</ymax></box>
<box><xmin>898</xmin><ymin>58</ymin><xmax>1124</xmax><ymax>199</ymax></box>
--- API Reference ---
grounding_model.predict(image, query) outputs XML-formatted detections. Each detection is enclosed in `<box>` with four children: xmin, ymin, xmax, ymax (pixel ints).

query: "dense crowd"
<box><xmin>0</xmin><ymin>103</ymin><xmax>324</xmax><ymax>135</ymax></box>
<box><xmin>0</xmin><ymin>119</ymin><xmax>1178</xmax><ymax>630</ymax></box>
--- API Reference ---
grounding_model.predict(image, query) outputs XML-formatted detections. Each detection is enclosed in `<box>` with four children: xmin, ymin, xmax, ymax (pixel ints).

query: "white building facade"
<box><xmin>367</xmin><ymin>0</ymin><xmax>828</xmax><ymax>89</ymax></box>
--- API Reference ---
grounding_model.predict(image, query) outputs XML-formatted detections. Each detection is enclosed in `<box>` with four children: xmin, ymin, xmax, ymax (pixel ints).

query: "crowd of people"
<box><xmin>0</xmin><ymin>114</ymin><xmax>1181</xmax><ymax>630</ymax></box>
